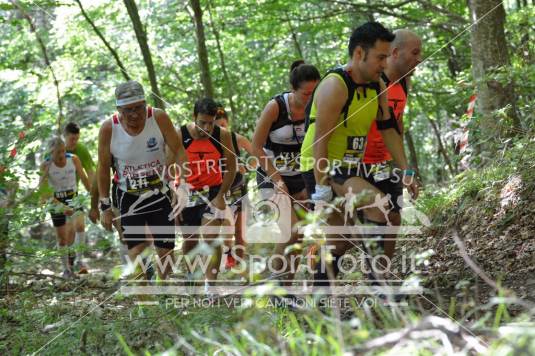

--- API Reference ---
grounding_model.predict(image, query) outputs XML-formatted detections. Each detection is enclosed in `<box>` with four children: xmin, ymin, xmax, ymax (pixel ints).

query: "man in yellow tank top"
<box><xmin>299</xmin><ymin>22</ymin><xmax>419</xmax><ymax>288</ymax></box>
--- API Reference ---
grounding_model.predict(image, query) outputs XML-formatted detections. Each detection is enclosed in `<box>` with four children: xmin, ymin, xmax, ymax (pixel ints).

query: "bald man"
<box><xmin>362</xmin><ymin>29</ymin><xmax>422</xmax><ymax>260</ymax></box>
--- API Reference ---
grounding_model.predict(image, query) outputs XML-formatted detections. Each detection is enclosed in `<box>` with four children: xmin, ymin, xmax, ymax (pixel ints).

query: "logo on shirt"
<box><xmin>147</xmin><ymin>137</ymin><xmax>158</xmax><ymax>149</ymax></box>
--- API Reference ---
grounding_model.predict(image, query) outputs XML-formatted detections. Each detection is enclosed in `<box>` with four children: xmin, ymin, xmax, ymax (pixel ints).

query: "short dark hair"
<box><xmin>64</xmin><ymin>122</ymin><xmax>80</xmax><ymax>135</ymax></box>
<box><xmin>348</xmin><ymin>22</ymin><xmax>395</xmax><ymax>58</ymax></box>
<box><xmin>193</xmin><ymin>97</ymin><xmax>218</xmax><ymax>117</ymax></box>
<box><xmin>289</xmin><ymin>60</ymin><xmax>321</xmax><ymax>90</ymax></box>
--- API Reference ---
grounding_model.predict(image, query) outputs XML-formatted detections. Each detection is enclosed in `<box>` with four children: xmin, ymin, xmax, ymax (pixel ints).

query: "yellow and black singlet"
<box><xmin>300</xmin><ymin>67</ymin><xmax>380</xmax><ymax>171</ymax></box>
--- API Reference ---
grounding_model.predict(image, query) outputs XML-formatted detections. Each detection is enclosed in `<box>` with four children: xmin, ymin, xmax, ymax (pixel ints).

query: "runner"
<box><xmin>299</xmin><ymin>22</ymin><xmax>419</xmax><ymax>286</ymax></box>
<box><xmin>97</xmin><ymin>80</ymin><xmax>185</xmax><ymax>280</ymax></box>
<box><xmin>214</xmin><ymin>104</ymin><xmax>254</xmax><ymax>269</ymax></box>
<box><xmin>88</xmin><ymin>165</ymin><xmax>152</xmax><ymax>277</ymax></box>
<box><xmin>252</xmin><ymin>60</ymin><xmax>320</xmax><ymax>284</ymax></box>
<box><xmin>39</xmin><ymin>137</ymin><xmax>90</xmax><ymax>278</ymax></box>
<box><xmin>363</xmin><ymin>29</ymin><xmax>422</xmax><ymax>259</ymax></box>
<box><xmin>174</xmin><ymin>97</ymin><xmax>236</xmax><ymax>284</ymax></box>
<box><xmin>64</xmin><ymin>122</ymin><xmax>95</xmax><ymax>273</ymax></box>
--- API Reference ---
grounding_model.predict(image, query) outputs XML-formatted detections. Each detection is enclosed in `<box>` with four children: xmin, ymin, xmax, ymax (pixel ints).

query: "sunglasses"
<box><xmin>119</xmin><ymin>103</ymin><xmax>147</xmax><ymax>115</ymax></box>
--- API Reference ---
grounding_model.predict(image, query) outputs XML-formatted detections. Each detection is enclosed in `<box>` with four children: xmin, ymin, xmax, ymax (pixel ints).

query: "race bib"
<box><xmin>187</xmin><ymin>187</ymin><xmax>211</xmax><ymax>207</ymax></box>
<box><xmin>274</xmin><ymin>152</ymin><xmax>299</xmax><ymax>172</ymax></box>
<box><xmin>225</xmin><ymin>184</ymin><xmax>245</xmax><ymax>205</ymax></box>
<box><xmin>126</xmin><ymin>174</ymin><xmax>163</xmax><ymax>194</ymax></box>
<box><xmin>54</xmin><ymin>190</ymin><xmax>76</xmax><ymax>203</ymax></box>
<box><xmin>370</xmin><ymin>163</ymin><xmax>391</xmax><ymax>182</ymax></box>
<box><xmin>343</xmin><ymin>136</ymin><xmax>366</xmax><ymax>164</ymax></box>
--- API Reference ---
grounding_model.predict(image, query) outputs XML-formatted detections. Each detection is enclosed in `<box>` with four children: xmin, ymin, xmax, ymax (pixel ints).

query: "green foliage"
<box><xmin>1</xmin><ymin>1</ymin><xmax>534</xmax><ymax>355</ymax></box>
<box><xmin>417</xmin><ymin>136</ymin><xmax>535</xmax><ymax>221</ymax></box>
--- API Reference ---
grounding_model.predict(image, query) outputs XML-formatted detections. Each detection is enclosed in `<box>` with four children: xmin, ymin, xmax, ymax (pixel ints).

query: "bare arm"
<box><xmin>398</xmin><ymin>113</ymin><xmax>404</xmax><ymax>135</ymax></box>
<box><xmin>237</xmin><ymin>133</ymin><xmax>253</xmax><ymax>156</ymax></box>
<box><xmin>90</xmin><ymin>170</ymin><xmax>99</xmax><ymax>211</ymax></box>
<box><xmin>251</xmin><ymin>100</ymin><xmax>284</xmax><ymax>186</ymax></box>
<box><xmin>237</xmin><ymin>133</ymin><xmax>256</xmax><ymax>170</ymax></box>
<box><xmin>377</xmin><ymin>80</ymin><xmax>408</xmax><ymax>171</ymax></box>
<box><xmin>377</xmin><ymin>80</ymin><xmax>418</xmax><ymax>198</ymax></box>
<box><xmin>155</xmin><ymin>109</ymin><xmax>188</xmax><ymax>180</ymax></box>
<box><xmin>165</xmin><ymin>144</ymin><xmax>176</xmax><ymax>167</ymax></box>
<box><xmin>218</xmin><ymin>129</ymin><xmax>237</xmax><ymax>196</ymax></box>
<box><xmin>85</xmin><ymin>168</ymin><xmax>95</xmax><ymax>185</ymax></box>
<box><xmin>88</xmin><ymin>171</ymin><xmax>100</xmax><ymax>223</ymax></box>
<box><xmin>312</xmin><ymin>77</ymin><xmax>347</xmax><ymax>185</ymax></box>
<box><xmin>72</xmin><ymin>155</ymin><xmax>90</xmax><ymax>192</ymax></box>
<box><xmin>399</xmin><ymin>76</ymin><xmax>410</xmax><ymax>135</ymax></box>
<box><xmin>97</xmin><ymin>120</ymin><xmax>113</xmax><ymax>199</ymax></box>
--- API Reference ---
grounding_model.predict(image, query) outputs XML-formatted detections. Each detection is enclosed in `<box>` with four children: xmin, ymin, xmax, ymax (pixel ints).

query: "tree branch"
<box><xmin>123</xmin><ymin>0</ymin><xmax>165</xmax><ymax>108</ymax></box>
<box><xmin>11</xmin><ymin>0</ymin><xmax>63</xmax><ymax>133</ymax></box>
<box><xmin>207</xmin><ymin>0</ymin><xmax>239</xmax><ymax>120</ymax></box>
<box><xmin>74</xmin><ymin>0</ymin><xmax>130</xmax><ymax>81</ymax></box>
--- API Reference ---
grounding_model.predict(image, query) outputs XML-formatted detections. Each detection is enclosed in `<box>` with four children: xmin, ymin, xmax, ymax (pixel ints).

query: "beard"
<box><xmin>405</xmin><ymin>64</ymin><xmax>418</xmax><ymax>77</ymax></box>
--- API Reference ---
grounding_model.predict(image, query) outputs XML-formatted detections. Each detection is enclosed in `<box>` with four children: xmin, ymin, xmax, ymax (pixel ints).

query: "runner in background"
<box><xmin>64</xmin><ymin>122</ymin><xmax>95</xmax><ymax>273</ymax></box>
<box><xmin>363</xmin><ymin>29</ymin><xmax>422</xmax><ymax>260</ymax></box>
<box><xmin>173</xmin><ymin>97</ymin><xmax>236</xmax><ymax>285</ymax></box>
<box><xmin>299</xmin><ymin>22</ymin><xmax>418</xmax><ymax>286</ymax></box>
<box><xmin>39</xmin><ymin>137</ymin><xmax>90</xmax><ymax>278</ymax></box>
<box><xmin>252</xmin><ymin>60</ymin><xmax>320</xmax><ymax>284</ymax></box>
<box><xmin>214</xmin><ymin>104</ymin><xmax>254</xmax><ymax>269</ymax></box>
<box><xmin>98</xmin><ymin>80</ymin><xmax>185</xmax><ymax>280</ymax></box>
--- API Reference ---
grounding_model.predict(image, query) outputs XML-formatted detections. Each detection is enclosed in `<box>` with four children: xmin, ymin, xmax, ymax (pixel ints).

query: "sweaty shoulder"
<box><xmin>219</xmin><ymin>126</ymin><xmax>232</xmax><ymax>139</ymax></box>
<box><xmin>99</xmin><ymin>119</ymin><xmax>113</xmax><ymax>141</ymax></box>
<box><xmin>152</xmin><ymin>107</ymin><xmax>164</xmax><ymax>119</ymax></box>
<box><xmin>71</xmin><ymin>154</ymin><xmax>81</xmax><ymax>164</ymax></box>
<box><xmin>379</xmin><ymin>77</ymin><xmax>387</xmax><ymax>92</ymax></box>
<box><xmin>153</xmin><ymin>108</ymin><xmax>169</xmax><ymax>123</ymax></box>
<box><xmin>100</xmin><ymin>118</ymin><xmax>112</xmax><ymax>132</ymax></box>
<box><xmin>260</xmin><ymin>99</ymin><xmax>279</xmax><ymax>124</ymax></box>
<box><xmin>315</xmin><ymin>74</ymin><xmax>347</xmax><ymax>107</ymax></box>
<box><xmin>153</xmin><ymin>108</ymin><xmax>174</xmax><ymax>128</ymax></box>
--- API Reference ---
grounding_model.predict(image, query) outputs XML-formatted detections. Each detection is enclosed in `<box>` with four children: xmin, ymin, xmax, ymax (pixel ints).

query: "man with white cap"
<box><xmin>97</xmin><ymin>80</ymin><xmax>186</xmax><ymax>280</ymax></box>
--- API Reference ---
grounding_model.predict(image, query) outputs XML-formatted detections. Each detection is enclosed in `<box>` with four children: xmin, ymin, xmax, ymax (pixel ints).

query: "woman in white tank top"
<box><xmin>39</xmin><ymin>137</ymin><xmax>90</xmax><ymax>278</ymax></box>
<box><xmin>251</xmin><ymin>60</ymin><xmax>320</xmax><ymax>284</ymax></box>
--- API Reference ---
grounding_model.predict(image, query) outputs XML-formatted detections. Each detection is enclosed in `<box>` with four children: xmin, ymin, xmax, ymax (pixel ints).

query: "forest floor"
<box><xmin>2</xmin><ymin>141</ymin><xmax>535</xmax><ymax>355</ymax></box>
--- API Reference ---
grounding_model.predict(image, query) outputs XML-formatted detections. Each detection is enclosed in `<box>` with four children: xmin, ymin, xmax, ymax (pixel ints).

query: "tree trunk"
<box><xmin>123</xmin><ymin>0</ymin><xmax>165</xmax><ymax>109</ymax></box>
<box><xmin>207</xmin><ymin>0</ymin><xmax>237</xmax><ymax>120</ymax></box>
<box><xmin>0</xmin><ymin>214</ymin><xmax>8</xmax><ymax>295</ymax></box>
<box><xmin>190</xmin><ymin>0</ymin><xmax>214</xmax><ymax>98</ymax></box>
<box><xmin>405</xmin><ymin>131</ymin><xmax>422</xmax><ymax>183</ymax></box>
<box><xmin>468</xmin><ymin>0</ymin><xmax>520</xmax><ymax>140</ymax></box>
<box><xmin>11</xmin><ymin>0</ymin><xmax>63</xmax><ymax>133</ymax></box>
<box><xmin>284</xmin><ymin>14</ymin><xmax>304</xmax><ymax>59</ymax></box>
<box><xmin>75</xmin><ymin>0</ymin><xmax>130</xmax><ymax>81</ymax></box>
<box><xmin>0</xmin><ymin>183</ymin><xmax>16</xmax><ymax>296</ymax></box>
<box><xmin>428</xmin><ymin>116</ymin><xmax>457</xmax><ymax>176</ymax></box>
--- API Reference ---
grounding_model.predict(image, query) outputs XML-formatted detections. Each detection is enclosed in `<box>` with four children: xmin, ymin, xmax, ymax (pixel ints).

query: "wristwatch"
<box><xmin>99</xmin><ymin>197</ymin><xmax>112</xmax><ymax>212</ymax></box>
<box><xmin>403</xmin><ymin>169</ymin><xmax>416</xmax><ymax>176</ymax></box>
